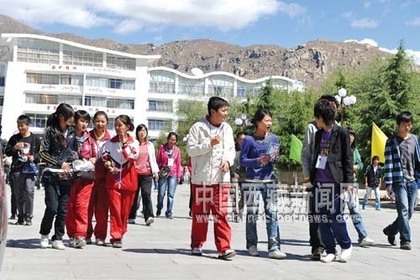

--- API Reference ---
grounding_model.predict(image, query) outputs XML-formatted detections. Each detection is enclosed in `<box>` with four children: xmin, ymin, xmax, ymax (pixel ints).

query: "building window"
<box><xmin>106</xmin><ymin>56</ymin><xmax>136</xmax><ymax>70</ymax></box>
<box><xmin>16</xmin><ymin>38</ymin><xmax>60</xmax><ymax>64</ymax></box>
<box><xmin>107</xmin><ymin>98</ymin><xmax>135</xmax><ymax>109</ymax></box>
<box><xmin>63</xmin><ymin>45</ymin><xmax>103</xmax><ymax>67</ymax></box>
<box><xmin>27</xmin><ymin>113</ymin><xmax>50</xmax><ymax>128</ymax></box>
<box><xmin>148</xmin><ymin>100</ymin><xmax>173</xmax><ymax>112</ymax></box>
<box><xmin>0</xmin><ymin>77</ymin><xmax>5</xmax><ymax>87</ymax></box>
<box><xmin>26</xmin><ymin>93</ymin><xmax>82</xmax><ymax>105</ymax></box>
<box><xmin>84</xmin><ymin>96</ymin><xmax>106</xmax><ymax>107</ymax></box>
<box><xmin>149</xmin><ymin>71</ymin><xmax>175</xmax><ymax>94</ymax></box>
<box><xmin>148</xmin><ymin>119</ymin><xmax>171</xmax><ymax>130</ymax></box>
<box><xmin>178</xmin><ymin>77</ymin><xmax>205</xmax><ymax>95</ymax></box>
<box><xmin>109</xmin><ymin>79</ymin><xmax>122</xmax><ymax>89</ymax></box>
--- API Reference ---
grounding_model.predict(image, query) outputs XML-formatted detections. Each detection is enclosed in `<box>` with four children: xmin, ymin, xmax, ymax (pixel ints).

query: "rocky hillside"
<box><xmin>0</xmin><ymin>14</ymin><xmax>393</xmax><ymax>88</ymax></box>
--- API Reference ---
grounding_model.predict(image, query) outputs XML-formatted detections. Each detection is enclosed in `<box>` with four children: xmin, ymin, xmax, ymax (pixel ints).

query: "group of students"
<box><xmin>187</xmin><ymin>95</ymin><xmax>418</xmax><ymax>263</ymax></box>
<box><xmin>6</xmin><ymin>103</ymin><xmax>182</xmax><ymax>250</ymax></box>
<box><xmin>6</xmin><ymin>95</ymin><xmax>418</xmax><ymax>260</ymax></box>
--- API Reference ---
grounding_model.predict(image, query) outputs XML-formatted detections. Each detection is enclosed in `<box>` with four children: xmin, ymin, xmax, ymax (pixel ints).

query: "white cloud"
<box><xmin>0</xmin><ymin>0</ymin><xmax>307</xmax><ymax>34</ymax></box>
<box><xmin>344</xmin><ymin>38</ymin><xmax>420</xmax><ymax>65</ymax></box>
<box><xmin>351</xmin><ymin>18</ymin><xmax>379</xmax><ymax>29</ymax></box>
<box><xmin>405</xmin><ymin>17</ymin><xmax>420</xmax><ymax>26</ymax></box>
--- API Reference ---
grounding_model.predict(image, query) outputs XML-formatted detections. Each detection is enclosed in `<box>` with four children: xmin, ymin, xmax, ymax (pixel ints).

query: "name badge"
<box><xmin>315</xmin><ymin>155</ymin><xmax>328</xmax><ymax>170</ymax></box>
<box><xmin>168</xmin><ymin>158</ymin><xmax>174</xmax><ymax>167</ymax></box>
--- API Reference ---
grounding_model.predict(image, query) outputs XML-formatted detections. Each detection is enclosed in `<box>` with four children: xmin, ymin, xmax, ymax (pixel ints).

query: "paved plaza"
<box><xmin>1</xmin><ymin>184</ymin><xmax>419</xmax><ymax>280</ymax></box>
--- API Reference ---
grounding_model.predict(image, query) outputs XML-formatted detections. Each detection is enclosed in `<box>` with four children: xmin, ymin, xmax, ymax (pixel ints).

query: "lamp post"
<box><xmin>234</xmin><ymin>114</ymin><xmax>248</xmax><ymax>130</ymax></box>
<box><xmin>335</xmin><ymin>87</ymin><xmax>356</xmax><ymax>125</ymax></box>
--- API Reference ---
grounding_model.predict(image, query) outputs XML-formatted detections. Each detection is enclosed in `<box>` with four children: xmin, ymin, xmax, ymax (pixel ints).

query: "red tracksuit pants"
<box><xmin>190</xmin><ymin>183</ymin><xmax>232</xmax><ymax>253</ymax></box>
<box><xmin>87</xmin><ymin>180</ymin><xmax>109</xmax><ymax>240</ymax></box>
<box><xmin>107</xmin><ymin>188</ymin><xmax>135</xmax><ymax>242</ymax></box>
<box><xmin>66</xmin><ymin>179</ymin><xmax>94</xmax><ymax>238</ymax></box>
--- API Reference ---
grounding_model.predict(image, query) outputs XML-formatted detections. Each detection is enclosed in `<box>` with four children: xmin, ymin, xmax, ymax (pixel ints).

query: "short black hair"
<box><xmin>207</xmin><ymin>96</ymin><xmax>229</xmax><ymax>116</ymax></box>
<box><xmin>17</xmin><ymin>114</ymin><xmax>31</xmax><ymax>125</ymax></box>
<box><xmin>251</xmin><ymin>108</ymin><xmax>272</xmax><ymax>126</ymax></box>
<box><xmin>75</xmin><ymin>110</ymin><xmax>91</xmax><ymax>123</ymax></box>
<box><xmin>372</xmin><ymin>155</ymin><xmax>379</xmax><ymax>163</ymax></box>
<box><xmin>319</xmin><ymin>94</ymin><xmax>339</xmax><ymax>108</ymax></box>
<box><xmin>396</xmin><ymin>111</ymin><xmax>413</xmax><ymax>125</ymax></box>
<box><xmin>314</xmin><ymin>99</ymin><xmax>336</xmax><ymax>126</ymax></box>
<box><xmin>347</xmin><ymin>127</ymin><xmax>357</xmax><ymax>150</ymax></box>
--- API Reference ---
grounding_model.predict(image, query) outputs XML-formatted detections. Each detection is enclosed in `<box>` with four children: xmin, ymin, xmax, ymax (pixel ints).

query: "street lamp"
<box><xmin>335</xmin><ymin>87</ymin><xmax>357</xmax><ymax>125</ymax></box>
<box><xmin>234</xmin><ymin>114</ymin><xmax>249</xmax><ymax>129</ymax></box>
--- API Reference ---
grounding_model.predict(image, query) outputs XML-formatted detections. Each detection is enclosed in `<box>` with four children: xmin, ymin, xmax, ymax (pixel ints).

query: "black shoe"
<box><xmin>383</xmin><ymin>228</ymin><xmax>396</xmax><ymax>246</ymax></box>
<box><xmin>401</xmin><ymin>242</ymin><xmax>411</xmax><ymax>250</ymax></box>
<box><xmin>156</xmin><ymin>209</ymin><xmax>161</xmax><ymax>217</ymax></box>
<box><xmin>9</xmin><ymin>215</ymin><xmax>16</xmax><ymax>220</ymax></box>
<box><xmin>166</xmin><ymin>213</ymin><xmax>173</xmax><ymax>219</ymax></box>
<box><xmin>25</xmin><ymin>219</ymin><xmax>32</xmax><ymax>226</ymax></box>
<box><xmin>14</xmin><ymin>220</ymin><xmax>24</xmax><ymax>225</ymax></box>
<box><xmin>311</xmin><ymin>247</ymin><xmax>324</xmax><ymax>261</ymax></box>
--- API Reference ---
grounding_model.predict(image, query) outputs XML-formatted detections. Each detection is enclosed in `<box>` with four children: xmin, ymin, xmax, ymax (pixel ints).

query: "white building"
<box><xmin>0</xmin><ymin>33</ymin><xmax>304</xmax><ymax>140</ymax></box>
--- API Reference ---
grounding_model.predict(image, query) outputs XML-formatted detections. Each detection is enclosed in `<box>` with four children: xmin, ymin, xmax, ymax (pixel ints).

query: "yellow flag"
<box><xmin>371</xmin><ymin>122</ymin><xmax>387</xmax><ymax>163</ymax></box>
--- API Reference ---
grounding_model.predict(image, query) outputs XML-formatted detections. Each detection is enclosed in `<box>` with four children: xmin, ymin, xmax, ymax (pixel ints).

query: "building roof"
<box><xmin>0</xmin><ymin>33</ymin><xmax>161</xmax><ymax>61</ymax></box>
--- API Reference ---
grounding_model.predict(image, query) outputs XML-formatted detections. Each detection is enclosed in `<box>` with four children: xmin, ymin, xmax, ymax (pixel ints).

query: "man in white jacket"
<box><xmin>187</xmin><ymin>96</ymin><xmax>236</xmax><ymax>260</ymax></box>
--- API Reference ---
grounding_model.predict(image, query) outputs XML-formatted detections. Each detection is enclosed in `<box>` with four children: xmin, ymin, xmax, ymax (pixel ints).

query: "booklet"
<box><xmin>266</xmin><ymin>142</ymin><xmax>280</xmax><ymax>161</ymax></box>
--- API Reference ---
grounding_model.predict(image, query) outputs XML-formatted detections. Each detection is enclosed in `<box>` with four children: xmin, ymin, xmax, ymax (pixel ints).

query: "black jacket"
<box><xmin>309</xmin><ymin>124</ymin><xmax>354</xmax><ymax>184</ymax></box>
<box><xmin>5</xmin><ymin>133</ymin><xmax>41</xmax><ymax>172</ymax></box>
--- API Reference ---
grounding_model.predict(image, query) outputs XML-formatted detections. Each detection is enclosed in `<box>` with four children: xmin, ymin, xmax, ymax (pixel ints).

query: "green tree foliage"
<box><xmin>172</xmin><ymin>99</ymin><xmax>207</xmax><ymax>165</ymax></box>
<box><xmin>342</xmin><ymin>43</ymin><xmax>420</xmax><ymax>166</ymax></box>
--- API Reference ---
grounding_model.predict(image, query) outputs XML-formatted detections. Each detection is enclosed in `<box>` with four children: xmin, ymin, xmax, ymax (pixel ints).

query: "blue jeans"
<box><xmin>157</xmin><ymin>176</ymin><xmax>177</xmax><ymax>215</ymax></box>
<box><xmin>318</xmin><ymin>194</ymin><xmax>352</xmax><ymax>254</ymax></box>
<box><xmin>347</xmin><ymin>190</ymin><xmax>368</xmax><ymax>241</ymax></box>
<box><xmin>244</xmin><ymin>183</ymin><xmax>281</xmax><ymax>251</ymax></box>
<box><xmin>363</xmin><ymin>186</ymin><xmax>381</xmax><ymax>209</ymax></box>
<box><xmin>385</xmin><ymin>181</ymin><xmax>418</xmax><ymax>243</ymax></box>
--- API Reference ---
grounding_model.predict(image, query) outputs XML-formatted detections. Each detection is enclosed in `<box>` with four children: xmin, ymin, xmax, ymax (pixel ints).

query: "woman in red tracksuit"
<box><xmin>101</xmin><ymin>115</ymin><xmax>139</xmax><ymax>248</ymax></box>
<box><xmin>66</xmin><ymin>110</ymin><xmax>96</xmax><ymax>248</ymax></box>
<box><xmin>87</xmin><ymin>111</ymin><xmax>112</xmax><ymax>246</ymax></box>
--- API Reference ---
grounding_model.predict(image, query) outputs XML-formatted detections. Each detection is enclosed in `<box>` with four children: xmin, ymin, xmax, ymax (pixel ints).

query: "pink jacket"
<box><xmin>157</xmin><ymin>144</ymin><xmax>183</xmax><ymax>179</ymax></box>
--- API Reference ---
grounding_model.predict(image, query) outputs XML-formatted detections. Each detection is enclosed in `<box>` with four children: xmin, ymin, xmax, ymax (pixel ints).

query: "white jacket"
<box><xmin>186</xmin><ymin>118</ymin><xmax>235</xmax><ymax>185</ymax></box>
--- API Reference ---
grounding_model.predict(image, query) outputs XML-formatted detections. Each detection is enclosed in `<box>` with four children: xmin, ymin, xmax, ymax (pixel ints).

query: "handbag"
<box><xmin>22</xmin><ymin>162</ymin><xmax>39</xmax><ymax>175</ymax></box>
<box><xmin>158</xmin><ymin>166</ymin><xmax>171</xmax><ymax>178</ymax></box>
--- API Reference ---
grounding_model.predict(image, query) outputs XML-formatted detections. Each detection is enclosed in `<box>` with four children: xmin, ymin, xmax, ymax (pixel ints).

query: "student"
<box><xmin>187</xmin><ymin>96</ymin><xmax>236</xmax><ymax>260</ymax></box>
<box><xmin>383</xmin><ymin>111</ymin><xmax>420</xmax><ymax>250</ymax></box>
<box><xmin>66</xmin><ymin>110</ymin><xmax>96</xmax><ymax>248</ymax></box>
<box><xmin>129</xmin><ymin>124</ymin><xmax>159</xmax><ymax>225</ymax></box>
<box><xmin>156</xmin><ymin>132</ymin><xmax>182</xmax><ymax>219</ymax></box>
<box><xmin>363</xmin><ymin>155</ymin><xmax>382</xmax><ymax>210</ymax></box>
<box><xmin>5</xmin><ymin>115</ymin><xmax>41</xmax><ymax>226</ymax></box>
<box><xmin>240</xmin><ymin>108</ymin><xmax>286</xmax><ymax>259</ymax></box>
<box><xmin>347</xmin><ymin>128</ymin><xmax>375</xmax><ymax>247</ymax></box>
<box><xmin>102</xmin><ymin>115</ymin><xmax>139</xmax><ymax>248</ymax></box>
<box><xmin>39</xmin><ymin>103</ymin><xmax>79</xmax><ymax>250</ymax></box>
<box><xmin>87</xmin><ymin>111</ymin><xmax>112</xmax><ymax>246</ymax></box>
<box><xmin>310</xmin><ymin>99</ymin><xmax>353</xmax><ymax>263</ymax></box>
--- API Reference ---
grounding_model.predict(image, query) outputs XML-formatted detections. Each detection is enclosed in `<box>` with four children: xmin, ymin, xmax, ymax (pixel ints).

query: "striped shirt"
<box><xmin>384</xmin><ymin>134</ymin><xmax>420</xmax><ymax>186</ymax></box>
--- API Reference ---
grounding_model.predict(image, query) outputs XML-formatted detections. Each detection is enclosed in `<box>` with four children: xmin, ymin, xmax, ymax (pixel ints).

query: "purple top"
<box><xmin>314</xmin><ymin>129</ymin><xmax>336</xmax><ymax>184</ymax></box>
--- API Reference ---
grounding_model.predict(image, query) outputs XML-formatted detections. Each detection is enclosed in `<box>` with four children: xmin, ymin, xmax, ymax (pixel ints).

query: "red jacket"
<box><xmin>102</xmin><ymin>135</ymin><xmax>139</xmax><ymax>191</ymax></box>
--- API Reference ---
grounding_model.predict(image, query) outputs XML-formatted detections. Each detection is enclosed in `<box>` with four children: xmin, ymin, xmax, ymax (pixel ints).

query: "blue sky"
<box><xmin>1</xmin><ymin>0</ymin><xmax>420</xmax><ymax>60</ymax></box>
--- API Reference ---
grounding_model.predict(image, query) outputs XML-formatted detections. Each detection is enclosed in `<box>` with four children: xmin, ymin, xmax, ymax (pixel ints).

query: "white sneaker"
<box><xmin>248</xmin><ymin>245</ymin><xmax>259</xmax><ymax>256</ymax></box>
<box><xmin>68</xmin><ymin>238</ymin><xmax>75</xmax><ymax>248</ymax></box>
<box><xmin>339</xmin><ymin>246</ymin><xmax>352</xmax><ymax>262</ymax></box>
<box><xmin>40</xmin><ymin>235</ymin><xmax>49</xmax><ymax>249</ymax></box>
<box><xmin>320</xmin><ymin>253</ymin><xmax>336</xmax><ymax>263</ymax></box>
<box><xmin>359</xmin><ymin>237</ymin><xmax>375</xmax><ymax>247</ymax></box>
<box><xmin>52</xmin><ymin>240</ymin><xmax>66</xmax><ymax>250</ymax></box>
<box><xmin>191</xmin><ymin>247</ymin><xmax>202</xmax><ymax>256</ymax></box>
<box><xmin>146</xmin><ymin>217</ymin><xmax>154</xmax><ymax>226</ymax></box>
<box><xmin>96</xmin><ymin>239</ymin><xmax>106</xmax><ymax>246</ymax></box>
<box><xmin>268</xmin><ymin>249</ymin><xmax>287</xmax><ymax>259</ymax></box>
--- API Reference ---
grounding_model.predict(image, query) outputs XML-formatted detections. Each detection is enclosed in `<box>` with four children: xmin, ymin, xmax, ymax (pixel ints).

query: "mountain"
<box><xmin>0</xmin><ymin>14</ymin><xmax>394</xmax><ymax>89</ymax></box>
